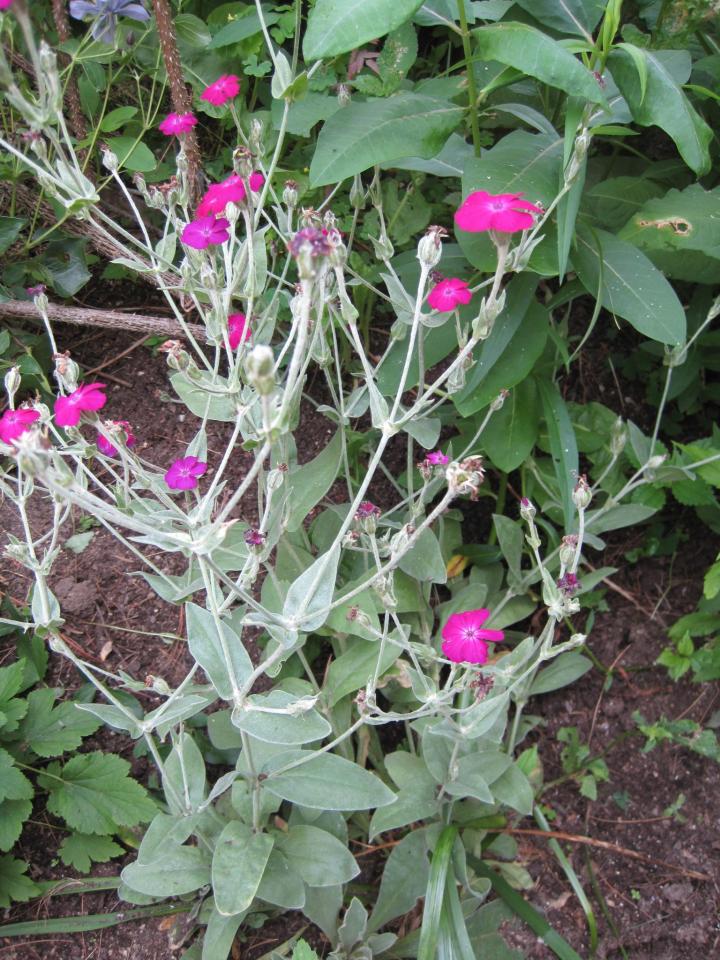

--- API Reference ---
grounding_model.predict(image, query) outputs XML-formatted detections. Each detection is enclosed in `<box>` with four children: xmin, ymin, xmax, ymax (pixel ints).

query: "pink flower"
<box><xmin>97</xmin><ymin>420</ymin><xmax>136</xmax><ymax>457</ymax></box>
<box><xmin>54</xmin><ymin>382</ymin><xmax>107</xmax><ymax>427</ymax></box>
<box><xmin>427</xmin><ymin>278</ymin><xmax>472</xmax><ymax>312</ymax></box>
<box><xmin>455</xmin><ymin>191</ymin><xmax>543</xmax><ymax>234</ymax></box>
<box><xmin>244</xmin><ymin>528</ymin><xmax>266</xmax><ymax>547</ymax></box>
<box><xmin>200</xmin><ymin>74</ymin><xmax>241</xmax><ymax>107</ymax></box>
<box><xmin>441</xmin><ymin>609</ymin><xmax>504</xmax><ymax>664</ymax></box>
<box><xmin>426</xmin><ymin>450</ymin><xmax>449</xmax><ymax>466</ymax></box>
<box><xmin>228</xmin><ymin>313</ymin><xmax>251</xmax><ymax>349</ymax></box>
<box><xmin>181</xmin><ymin>216</ymin><xmax>230</xmax><ymax>250</ymax></box>
<box><xmin>165</xmin><ymin>456</ymin><xmax>207</xmax><ymax>490</ymax></box>
<box><xmin>196</xmin><ymin>174</ymin><xmax>246</xmax><ymax>217</ymax></box>
<box><xmin>158</xmin><ymin>112</ymin><xmax>198</xmax><ymax>136</ymax></box>
<box><xmin>248</xmin><ymin>172</ymin><xmax>264</xmax><ymax>192</ymax></box>
<box><xmin>0</xmin><ymin>407</ymin><xmax>39</xmax><ymax>444</ymax></box>
<box><xmin>0</xmin><ymin>0</ymin><xmax>14</xmax><ymax>10</ymax></box>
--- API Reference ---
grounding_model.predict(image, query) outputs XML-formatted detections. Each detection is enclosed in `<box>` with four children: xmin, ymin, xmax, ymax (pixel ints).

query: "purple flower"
<box><xmin>244</xmin><ymin>528</ymin><xmax>266</xmax><ymax>547</ymax></box>
<box><xmin>287</xmin><ymin>227</ymin><xmax>331</xmax><ymax>259</ymax></box>
<box><xmin>165</xmin><ymin>456</ymin><xmax>207</xmax><ymax>491</ymax></box>
<box><xmin>69</xmin><ymin>0</ymin><xmax>150</xmax><ymax>45</ymax></box>
<box><xmin>355</xmin><ymin>501</ymin><xmax>380</xmax><ymax>520</ymax></box>
<box><xmin>557</xmin><ymin>573</ymin><xmax>580</xmax><ymax>597</ymax></box>
<box><xmin>181</xmin><ymin>216</ymin><xmax>230</xmax><ymax>250</ymax></box>
<box><xmin>426</xmin><ymin>450</ymin><xmax>449</xmax><ymax>466</ymax></box>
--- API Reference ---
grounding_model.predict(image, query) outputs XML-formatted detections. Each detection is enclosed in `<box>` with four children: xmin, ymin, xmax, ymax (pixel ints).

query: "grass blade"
<box><xmin>417</xmin><ymin>825</ymin><xmax>456</xmax><ymax>960</ymax></box>
<box><xmin>0</xmin><ymin>903</ymin><xmax>189</xmax><ymax>937</ymax></box>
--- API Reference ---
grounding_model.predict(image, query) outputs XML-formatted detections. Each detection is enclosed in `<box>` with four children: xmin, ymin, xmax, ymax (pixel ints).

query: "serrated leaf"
<box><xmin>0</xmin><ymin>749</ymin><xmax>33</xmax><ymax>803</ymax></box>
<box><xmin>17</xmin><ymin>688</ymin><xmax>101</xmax><ymax>758</ymax></box>
<box><xmin>309</xmin><ymin>94</ymin><xmax>463</xmax><ymax>186</ymax></box>
<box><xmin>0</xmin><ymin>799</ymin><xmax>32</xmax><ymax>852</ymax></box>
<box><xmin>43</xmin><ymin>751</ymin><xmax>156</xmax><ymax>835</ymax></box>
<box><xmin>58</xmin><ymin>833</ymin><xmax>123</xmax><ymax>872</ymax></box>
<box><xmin>303</xmin><ymin>0</ymin><xmax>424</xmax><ymax>59</ymax></box>
<box><xmin>0</xmin><ymin>855</ymin><xmax>39</xmax><ymax>907</ymax></box>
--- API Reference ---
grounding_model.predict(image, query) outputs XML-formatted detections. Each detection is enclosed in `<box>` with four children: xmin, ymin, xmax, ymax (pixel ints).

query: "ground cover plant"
<box><xmin>0</xmin><ymin>0</ymin><xmax>718</xmax><ymax>957</ymax></box>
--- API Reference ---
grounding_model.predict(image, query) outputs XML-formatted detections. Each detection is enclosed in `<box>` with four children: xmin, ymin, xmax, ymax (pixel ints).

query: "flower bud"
<box><xmin>472</xmin><ymin>289</ymin><xmax>506</xmax><ymax>340</ymax></box>
<box><xmin>283</xmin><ymin>179</ymin><xmax>298</xmax><ymax>209</ymax></box>
<box><xmin>646</xmin><ymin>454</ymin><xmax>666</xmax><ymax>471</ymax></box>
<box><xmin>610</xmin><ymin>417</ymin><xmax>626</xmax><ymax>456</ymax></box>
<box><xmin>249</xmin><ymin>119</ymin><xmax>264</xmax><ymax>155</ymax></box>
<box><xmin>349</xmin><ymin>175</ymin><xmax>365</xmax><ymax>211</ymax></box>
<box><xmin>354</xmin><ymin>500</ymin><xmax>381</xmax><ymax>535</ymax></box>
<box><xmin>572</xmin><ymin>475</ymin><xmax>592</xmax><ymax>510</ymax></box>
<box><xmin>369</xmin><ymin>233</ymin><xmax>394</xmax><ymax>261</ymax></box>
<box><xmin>489</xmin><ymin>388</ymin><xmax>509</xmax><ymax>412</ymax></box>
<box><xmin>54</xmin><ymin>353</ymin><xmax>80</xmax><ymax>392</ymax></box>
<box><xmin>416</xmin><ymin>225</ymin><xmax>447</xmax><ymax>269</ymax></box>
<box><xmin>446</xmin><ymin>456</ymin><xmax>485</xmax><ymax>500</ymax></box>
<box><xmin>100</xmin><ymin>145</ymin><xmax>119</xmax><ymax>173</ymax></box>
<box><xmin>157</xmin><ymin>339</ymin><xmax>191</xmax><ymax>372</ymax></box>
<box><xmin>4</xmin><ymin>366</ymin><xmax>21</xmax><ymax>406</ymax></box>
<box><xmin>245</xmin><ymin>345</ymin><xmax>276</xmax><ymax>395</ymax></box>
<box><xmin>327</xmin><ymin>228</ymin><xmax>347</xmax><ymax>269</ymax></box>
<box><xmin>519</xmin><ymin>497</ymin><xmax>536</xmax><ymax>522</ymax></box>
<box><xmin>336</xmin><ymin>83</ymin><xmax>351</xmax><ymax>107</ymax></box>
<box><xmin>558</xmin><ymin>534</ymin><xmax>578</xmax><ymax>567</ymax></box>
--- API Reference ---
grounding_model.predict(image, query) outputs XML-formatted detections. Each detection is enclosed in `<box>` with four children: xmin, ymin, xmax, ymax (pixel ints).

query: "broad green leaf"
<box><xmin>572</xmin><ymin>225</ymin><xmax>686</xmax><ymax>345</ymax></box>
<box><xmin>175</xmin><ymin>13</ymin><xmax>211</xmax><ymax>48</ymax></box>
<box><xmin>618</xmin><ymin>184</ymin><xmax>720</xmax><ymax>263</ymax></box>
<box><xmin>583</xmin><ymin>176</ymin><xmax>665</xmax><ymax>233</ymax></box>
<box><xmin>162</xmin><ymin>732</ymin><xmax>206</xmax><ymax>814</ymax></box>
<box><xmin>0</xmin><ymin>799</ymin><xmax>31</xmax><ymax>852</ymax></box>
<box><xmin>0</xmin><ymin>216</ymin><xmax>26</xmax><ymax>255</ymax></box>
<box><xmin>286</xmin><ymin>430</ymin><xmax>344</xmax><ymax>532</ymax></box>
<box><xmin>0</xmin><ymin>750</ymin><xmax>33</xmax><ymax>804</ymax></box>
<box><xmin>58</xmin><ymin>833</ymin><xmax>123</xmax><ymax>872</ymax></box>
<box><xmin>209</xmin><ymin>8</ymin><xmax>280</xmax><ymax>48</ymax></box>
<box><xmin>203</xmin><ymin>908</ymin><xmax>245</xmax><ymax>960</ymax></box>
<box><xmin>0</xmin><ymin>856</ymin><xmax>39</xmax><ymax>907</ymax></box>
<box><xmin>473</xmin><ymin>23</ymin><xmax>606</xmax><ymax>103</ymax></box>
<box><xmin>99</xmin><ymin>106</ymin><xmax>138</xmax><ymax>132</ymax></box>
<box><xmin>122</xmin><ymin>845</ymin><xmax>210</xmax><ymax>897</ymax></box>
<box><xmin>514</xmin><ymin>0</ymin><xmax>605</xmax><ymax>38</ymax></box>
<box><xmin>271</xmin><ymin>92</ymin><xmax>340</xmax><ymax>137</ymax></box>
<box><xmin>537</xmin><ymin>380</ymin><xmax>579</xmax><ymax>532</ymax></box>
<box><xmin>530</xmin><ymin>652</ymin><xmax>592</xmax><ymax>695</ymax></box>
<box><xmin>278</xmin><ymin>824</ymin><xmax>359</xmax><ymax>887</ymax></box>
<box><xmin>16</xmin><ymin>688</ymin><xmax>101</xmax><ymax>757</ymax></box>
<box><xmin>171</xmin><ymin>374</ymin><xmax>238</xmax><ymax>422</ymax></box>
<box><xmin>482</xmin><ymin>378</ymin><xmax>540</xmax><ymax>472</ymax></box>
<box><xmin>283</xmin><ymin>544</ymin><xmax>341</xmax><ymax>633</ymax></box>
<box><xmin>109</xmin><ymin>137</ymin><xmax>157</xmax><ymax>173</ymax></box>
<box><xmin>608</xmin><ymin>48</ymin><xmax>712</xmax><ymax>175</ymax></box>
<box><xmin>256</xmin><ymin>849</ymin><xmax>306</xmax><ymax>909</ymax></box>
<box><xmin>303</xmin><ymin>0</ymin><xmax>424</xmax><ymax>59</ymax></box>
<box><xmin>43</xmin><ymin>238</ymin><xmax>90</xmax><ymax>297</ymax></box>
<box><xmin>492</xmin><ymin>516</ymin><xmax>524</xmax><ymax>584</ymax></box>
<box><xmin>186</xmin><ymin>602</ymin><xmax>253</xmax><ymax>701</ymax></box>
<box><xmin>326</xmin><ymin>638</ymin><xmax>400</xmax><ymax>707</ymax></box>
<box><xmin>490</xmin><ymin>763</ymin><xmax>534</xmax><ymax>815</ymax></box>
<box><xmin>369</xmin><ymin>829</ymin><xmax>430</xmax><ymax>931</ymax></box>
<box><xmin>398</xmin><ymin>528</ymin><xmax>447</xmax><ymax>584</ymax></box>
<box><xmin>263</xmin><ymin>752</ymin><xmax>396</xmax><ymax>810</ymax></box>
<box><xmin>309</xmin><ymin>94</ymin><xmax>463</xmax><ymax>186</ymax></box>
<box><xmin>231</xmin><ymin>690</ymin><xmax>331</xmax><ymax>744</ymax></box>
<box><xmin>42</xmin><ymin>751</ymin><xmax>156</xmax><ymax>835</ymax></box>
<box><xmin>212</xmin><ymin>822</ymin><xmax>274</xmax><ymax>916</ymax></box>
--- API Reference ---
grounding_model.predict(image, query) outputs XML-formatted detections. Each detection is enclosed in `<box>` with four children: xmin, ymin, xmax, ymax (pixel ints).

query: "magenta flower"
<box><xmin>427</xmin><ymin>278</ymin><xmax>472</xmax><ymax>312</ymax></box>
<box><xmin>196</xmin><ymin>174</ymin><xmax>246</xmax><ymax>217</ymax></box>
<box><xmin>26</xmin><ymin>284</ymin><xmax>46</xmax><ymax>297</ymax></box>
<box><xmin>244</xmin><ymin>528</ymin><xmax>266</xmax><ymax>547</ymax></box>
<box><xmin>97</xmin><ymin>420</ymin><xmax>136</xmax><ymax>457</ymax></box>
<box><xmin>426</xmin><ymin>450</ymin><xmax>449</xmax><ymax>466</ymax></box>
<box><xmin>228</xmin><ymin>313</ymin><xmax>250</xmax><ymax>349</ymax></box>
<box><xmin>441</xmin><ymin>609</ymin><xmax>504</xmax><ymax>664</ymax></box>
<box><xmin>0</xmin><ymin>0</ymin><xmax>14</xmax><ymax>9</ymax></box>
<box><xmin>355</xmin><ymin>501</ymin><xmax>380</xmax><ymax>520</ymax></box>
<box><xmin>0</xmin><ymin>408</ymin><xmax>40</xmax><ymax>444</ymax></box>
<box><xmin>54</xmin><ymin>382</ymin><xmax>107</xmax><ymax>428</ymax></box>
<box><xmin>248</xmin><ymin>172</ymin><xmax>265</xmax><ymax>192</ymax></box>
<box><xmin>200</xmin><ymin>74</ymin><xmax>241</xmax><ymax>107</ymax></box>
<box><xmin>165</xmin><ymin>456</ymin><xmax>207</xmax><ymax>491</ymax></box>
<box><xmin>158</xmin><ymin>112</ymin><xmax>198</xmax><ymax>136</ymax></box>
<box><xmin>181</xmin><ymin>216</ymin><xmax>230</xmax><ymax>250</ymax></box>
<box><xmin>557</xmin><ymin>573</ymin><xmax>579</xmax><ymax>597</ymax></box>
<box><xmin>455</xmin><ymin>191</ymin><xmax>542</xmax><ymax>234</ymax></box>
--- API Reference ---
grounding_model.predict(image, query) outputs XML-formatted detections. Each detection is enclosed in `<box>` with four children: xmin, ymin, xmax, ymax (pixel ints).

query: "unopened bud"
<box><xmin>646</xmin><ymin>454</ymin><xmax>666</xmax><ymax>471</ymax></box>
<box><xmin>572</xmin><ymin>475</ymin><xmax>592</xmax><ymax>510</ymax></box>
<box><xmin>354</xmin><ymin>500</ymin><xmax>381</xmax><ymax>535</ymax></box>
<box><xmin>283</xmin><ymin>180</ymin><xmax>298</xmax><ymax>209</ymax></box>
<box><xmin>249</xmin><ymin>119</ymin><xmax>264</xmax><ymax>155</ymax></box>
<box><xmin>417</xmin><ymin>225</ymin><xmax>447</xmax><ymax>269</ymax></box>
<box><xmin>4</xmin><ymin>366</ymin><xmax>21</xmax><ymax>406</ymax></box>
<box><xmin>472</xmin><ymin>289</ymin><xmax>506</xmax><ymax>340</ymax></box>
<box><xmin>336</xmin><ymin>83</ymin><xmax>351</xmax><ymax>106</ymax></box>
<box><xmin>158</xmin><ymin>339</ymin><xmax>191</xmax><ymax>372</ymax></box>
<box><xmin>519</xmin><ymin>497</ymin><xmax>536</xmax><ymax>522</ymax></box>
<box><xmin>54</xmin><ymin>353</ymin><xmax>80</xmax><ymax>392</ymax></box>
<box><xmin>610</xmin><ymin>418</ymin><xmax>626</xmax><ymax>456</ymax></box>
<box><xmin>489</xmin><ymin>389</ymin><xmax>508</xmax><ymax>412</ymax></box>
<box><xmin>558</xmin><ymin>534</ymin><xmax>578</xmax><ymax>567</ymax></box>
<box><xmin>349</xmin><ymin>175</ymin><xmax>365</xmax><ymax>210</ymax></box>
<box><xmin>245</xmin><ymin>345</ymin><xmax>276</xmax><ymax>394</ymax></box>
<box><xmin>100</xmin><ymin>145</ymin><xmax>119</xmax><ymax>173</ymax></box>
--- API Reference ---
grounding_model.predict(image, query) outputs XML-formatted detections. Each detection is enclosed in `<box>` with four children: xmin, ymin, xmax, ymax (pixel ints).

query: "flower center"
<box><xmin>490</xmin><ymin>201</ymin><xmax>507</xmax><ymax>211</ymax></box>
<box><xmin>462</xmin><ymin>627</ymin><xmax>479</xmax><ymax>641</ymax></box>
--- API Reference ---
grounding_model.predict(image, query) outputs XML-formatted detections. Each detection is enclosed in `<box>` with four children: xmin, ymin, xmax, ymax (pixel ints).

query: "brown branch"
<box><xmin>0</xmin><ymin>299</ymin><xmax>207</xmax><ymax>342</ymax></box>
<box><xmin>152</xmin><ymin>0</ymin><xmax>202</xmax><ymax>203</ymax></box>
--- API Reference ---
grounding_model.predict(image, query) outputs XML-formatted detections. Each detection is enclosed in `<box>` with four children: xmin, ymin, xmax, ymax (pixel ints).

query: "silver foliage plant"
<box><xmin>1</xmin><ymin>6</ymin><xmax>712</xmax><ymax>956</ymax></box>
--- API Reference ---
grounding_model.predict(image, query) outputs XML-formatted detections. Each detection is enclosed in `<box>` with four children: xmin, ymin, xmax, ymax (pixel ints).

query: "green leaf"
<box><xmin>58</xmin><ymin>833</ymin><xmax>123</xmax><ymax>872</ymax></box>
<box><xmin>0</xmin><ymin>856</ymin><xmax>39</xmax><ymax>908</ymax></box>
<box><xmin>514</xmin><ymin>0</ymin><xmax>605</xmax><ymax>38</ymax></box>
<box><xmin>43</xmin><ymin>751</ymin><xmax>156</xmax><ymax>835</ymax></box>
<box><xmin>42</xmin><ymin>238</ymin><xmax>90</xmax><ymax>297</ymax></box>
<box><xmin>398</xmin><ymin>528</ymin><xmax>447</xmax><ymax>584</ymax></box>
<box><xmin>418</xmin><ymin>825</ymin><xmax>456</xmax><ymax>960</ymax></box>
<box><xmin>608</xmin><ymin>48</ymin><xmax>712</xmax><ymax>175</ymax></box>
<box><xmin>0</xmin><ymin>750</ymin><xmax>33</xmax><ymax>804</ymax></box>
<box><xmin>256</xmin><ymin>849</ymin><xmax>306</xmax><ymax>909</ymax></box>
<box><xmin>283</xmin><ymin>544</ymin><xmax>341</xmax><ymax>633</ymax></box>
<box><xmin>202</xmin><ymin>907</ymin><xmax>245</xmax><ymax>960</ymax></box>
<box><xmin>303</xmin><ymin>0</ymin><xmax>424</xmax><ymax>59</ymax></box>
<box><xmin>231</xmin><ymin>690</ymin><xmax>332</xmax><ymax>745</ymax></box>
<box><xmin>0</xmin><ymin>903</ymin><xmax>186</xmax><ymax>936</ymax></box>
<box><xmin>122</xmin><ymin>845</ymin><xmax>211</xmax><ymax>898</ymax></box>
<box><xmin>583</xmin><ymin>176</ymin><xmax>665</xmax><ymax>233</ymax></box>
<box><xmin>209</xmin><ymin>7</ymin><xmax>280</xmax><ymax>48</ymax></box>
<box><xmin>572</xmin><ymin>225</ymin><xmax>686</xmax><ymax>346</ymax></box>
<box><xmin>64</xmin><ymin>531</ymin><xmax>95</xmax><ymax>554</ymax></box>
<box><xmin>213</xmin><ymin>822</ymin><xmax>274</xmax><ymax>916</ymax></box>
<box><xmin>263</xmin><ymin>752</ymin><xmax>396</xmax><ymax>810</ymax></box>
<box><xmin>473</xmin><ymin>23</ymin><xmax>606</xmax><ymax>103</ymax></box>
<box><xmin>175</xmin><ymin>13</ymin><xmax>211</xmax><ymax>48</ymax></box>
<box><xmin>278</xmin><ymin>824</ymin><xmax>359</xmax><ymax>887</ymax></box>
<box><xmin>704</xmin><ymin>557</ymin><xmax>720</xmax><ymax>600</ymax></box>
<box><xmin>99</xmin><ymin>106</ymin><xmax>138</xmax><ymax>132</ymax></box>
<box><xmin>16</xmin><ymin>688</ymin><xmax>101</xmax><ymax>758</ymax></box>
<box><xmin>482</xmin><ymin>378</ymin><xmax>540</xmax><ymax>472</ymax></box>
<box><xmin>309</xmin><ymin>93</ymin><xmax>463</xmax><ymax>186</ymax></box>
<box><xmin>529</xmin><ymin>652</ymin><xmax>592</xmax><ymax>695</ymax></box>
<box><xmin>286</xmin><ymin>430</ymin><xmax>344</xmax><ymax>532</ymax></box>
<box><xmin>0</xmin><ymin>216</ymin><xmax>26</xmax><ymax>255</ymax></box>
<box><xmin>369</xmin><ymin>828</ymin><xmax>430</xmax><ymax>932</ymax></box>
<box><xmin>109</xmin><ymin>137</ymin><xmax>157</xmax><ymax>173</ymax></box>
<box><xmin>0</xmin><ymin>799</ymin><xmax>32</xmax><ymax>852</ymax></box>
<box><xmin>186</xmin><ymin>602</ymin><xmax>254</xmax><ymax>701</ymax></box>
<box><xmin>618</xmin><ymin>184</ymin><xmax>720</xmax><ymax>262</ymax></box>
<box><xmin>491</xmin><ymin>763</ymin><xmax>534</xmax><ymax>815</ymax></box>
<box><xmin>292</xmin><ymin>942</ymin><xmax>320</xmax><ymax>960</ymax></box>
<box><xmin>326</xmin><ymin>638</ymin><xmax>400</xmax><ymax>707</ymax></box>
<box><xmin>493</xmin><ymin>515</ymin><xmax>524</xmax><ymax>584</ymax></box>
<box><xmin>537</xmin><ymin>380</ymin><xmax>579</xmax><ymax>532</ymax></box>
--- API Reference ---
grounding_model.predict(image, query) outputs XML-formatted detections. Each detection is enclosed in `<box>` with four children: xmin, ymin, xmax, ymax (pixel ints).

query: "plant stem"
<box><xmin>457</xmin><ymin>0</ymin><xmax>482</xmax><ymax>156</ymax></box>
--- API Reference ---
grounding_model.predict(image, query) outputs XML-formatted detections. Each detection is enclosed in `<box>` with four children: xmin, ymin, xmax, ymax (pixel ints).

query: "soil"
<box><xmin>1</xmin><ymin>326</ymin><xmax>718</xmax><ymax>959</ymax></box>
